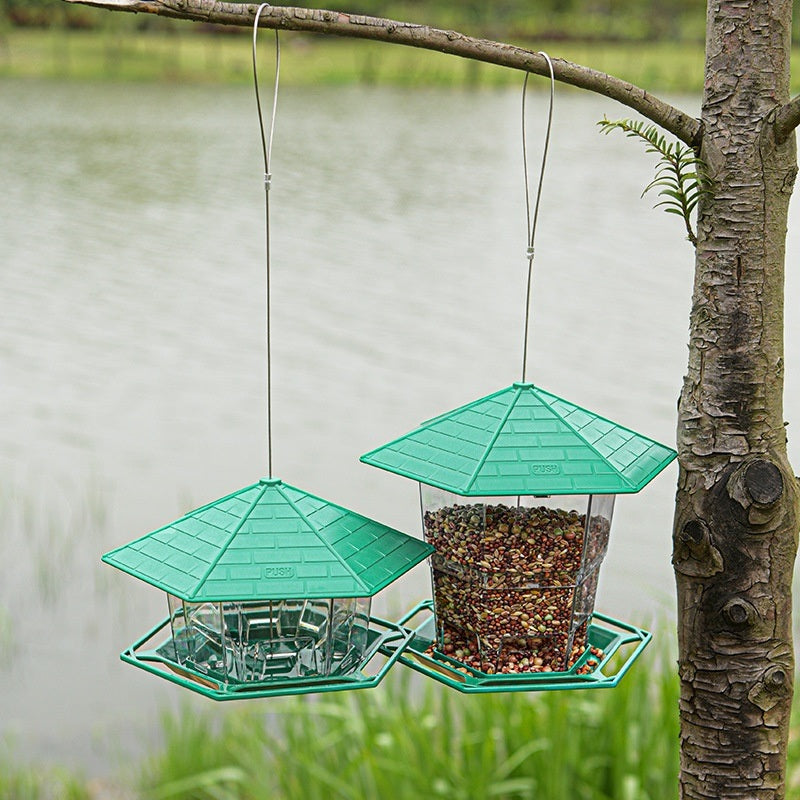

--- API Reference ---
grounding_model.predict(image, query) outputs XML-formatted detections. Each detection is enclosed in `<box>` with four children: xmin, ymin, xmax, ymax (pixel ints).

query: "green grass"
<box><xmin>6</xmin><ymin>629</ymin><xmax>800</xmax><ymax>799</ymax></box>
<box><xmin>0</xmin><ymin>28</ymin><xmax>715</xmax><ymax>92</ymax></box>
<box><xmin>0</xmin><ymin>749</ymin><xmax>89</xmax><ymax>800</ymax></box>
<box><xmin>127</xmin><ymin>636</ymin><xmax>800</xmax><ymax>800</ymax></box>
<box><xmin>136</xmin><ymin>638</ymin><xmax>681</xmax><ymax>800</ymax></box>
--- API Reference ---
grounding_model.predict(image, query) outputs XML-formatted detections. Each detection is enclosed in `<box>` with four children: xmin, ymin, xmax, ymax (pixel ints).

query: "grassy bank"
<box><xmin>22</xmin><ymin>27</ymin><xmax>800</xmax><ymax>94</ymax></box>
<box><xmin>0</xmin><ymin>28</ymin><xmax>713</xmax><ymax>91</ymax></box>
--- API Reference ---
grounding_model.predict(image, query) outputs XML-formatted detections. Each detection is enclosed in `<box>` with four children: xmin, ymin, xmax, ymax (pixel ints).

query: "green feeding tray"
<box><xmin>361</xmin><ymin>382</ymin><xmax>675</xmax><ymax>683</ymax></box>
<box><xmin>360</xmin><ymin>382</ymin><xmax>676</xmax><ymax>496</ymax></box>
<box><xmin>103</xmin><ymin>478</ymin><xmax>433</xmax><ymax>698</ymax></box>
<box><xmin>381</xmin><ymin>600</ymin><xmax>651</xmax><ymax>694</ymax></box>
<box><xmin>120</xmin><ymin>611</ymin><xmax>414</xmax><ymax>701</ymax></box>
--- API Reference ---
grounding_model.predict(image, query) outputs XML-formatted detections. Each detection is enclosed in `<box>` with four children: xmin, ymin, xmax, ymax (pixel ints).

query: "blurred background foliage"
<box><xmin>0</xmin><ymin>0</ymin><xmax>754</xmax><ymax>90</ymax></box>
<box><xmin>0</xmin><ymin>0</ymin><xmax>729</xmax><ymax>40</ymax></box>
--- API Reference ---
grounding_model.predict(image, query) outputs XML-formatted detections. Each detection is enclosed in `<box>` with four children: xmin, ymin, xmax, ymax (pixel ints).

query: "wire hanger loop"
<box><xmin>520</xmin><ymin>52</ymin><xmax>555</xmax><ymax>384</ymax></box>
<box><xmin>253</xmin><ymin>3</ymin><xmax>280</xmax><ymax>185</ymax></box>
<box><xmin>253</xmin><ymin>3</ymin><xmax>281</xmax><ymax>478</ymax></box>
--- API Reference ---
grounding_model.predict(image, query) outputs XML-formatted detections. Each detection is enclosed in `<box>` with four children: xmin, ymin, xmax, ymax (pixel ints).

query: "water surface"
<box><xmin>2</xmin><ymin>79</ymin><xmax>798</xmax><ymax>771</ymax></box>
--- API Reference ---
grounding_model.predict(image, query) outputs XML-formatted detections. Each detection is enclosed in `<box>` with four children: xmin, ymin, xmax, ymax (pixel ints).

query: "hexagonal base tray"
<box><xmin>382</xmin><ymin>600</ymin><xmax>651</xmax><ymax>693</ymax></box>
<box><xmin>120</xmin><ymin>613</ymin><xmax>414</xmax><ymax>700</ymax></box>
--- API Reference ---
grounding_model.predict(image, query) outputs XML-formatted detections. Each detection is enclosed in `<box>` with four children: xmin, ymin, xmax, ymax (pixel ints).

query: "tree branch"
<box><xmin>774</xmin><ymin>94</ymin><xmax>800</xmax><ymax>144</ymax></box>
<box><xmin>64</xmin><ymin>0</ymin><xmax>702</xmax><ymax>147</ymax></box>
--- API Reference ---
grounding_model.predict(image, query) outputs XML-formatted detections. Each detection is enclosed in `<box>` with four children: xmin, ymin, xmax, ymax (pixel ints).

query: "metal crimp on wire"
<box><xmin>264</xmin><ymin>172</ymin><xmax>272</xmax><ymax>190</ymax></box>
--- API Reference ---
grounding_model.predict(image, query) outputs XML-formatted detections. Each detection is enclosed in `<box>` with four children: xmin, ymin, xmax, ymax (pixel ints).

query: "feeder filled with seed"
<box><xmin>102</xmin><ymin>478</ymin><xmax>433</xmax><ymax>700</ymax></box>
<box><xmin>361</xmin><ymin>382</ymin><xmax>676</xmax><ymax>690</ymax></box>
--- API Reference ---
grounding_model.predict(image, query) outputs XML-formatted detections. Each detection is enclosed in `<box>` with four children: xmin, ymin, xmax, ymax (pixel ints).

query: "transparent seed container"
<box><xmin>421</xmin><ymin>486</ymin><xmax>614</xmax><ymax>674</ymax></box>
<box><xmin>166</xmin><ymin>595</ymin><xmax>371</xmax><ymax>684</ymax></box>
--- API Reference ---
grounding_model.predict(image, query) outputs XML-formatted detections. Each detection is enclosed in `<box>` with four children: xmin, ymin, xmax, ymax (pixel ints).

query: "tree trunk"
<box><xmin>673</xmin><ymin>2</ymin><xmax>800</xmax><ymax>798</ymax></box>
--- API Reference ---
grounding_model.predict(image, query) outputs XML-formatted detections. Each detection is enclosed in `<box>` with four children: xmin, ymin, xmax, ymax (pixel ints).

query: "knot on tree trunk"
<box><xmin>722</xmin><ymin>597</ymin><xmax>757</xmax><ymax>627</ymax></box>
<box><xmin>749</xmin><ymin>664</ymin><xmax>792</xmax><ymax>713</ymax></box>
<box><xmin>726</xmin><ymin>458</ymin><xmax>784</xmax><ymax>528</ymax></box>
<box><xmin>673</xmin><ymin>518</ymin><xmax>724</xmax><ymax>576</ymax></box>
<box><xmin>712</xmin><ymin>593</ymin><xmax>779</xmax><ymax>640</ymax></box>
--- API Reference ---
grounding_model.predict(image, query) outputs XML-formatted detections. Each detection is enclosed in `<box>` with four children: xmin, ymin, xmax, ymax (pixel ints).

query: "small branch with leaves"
<box><xmin>598</xmin><ymin>117</ymin><xmax>710</xmax><ymax>247</ymax></box>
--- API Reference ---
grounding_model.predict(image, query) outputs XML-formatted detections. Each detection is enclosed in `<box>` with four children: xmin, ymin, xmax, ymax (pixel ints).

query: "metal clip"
<box><xmin>264</xmin><ymin>172</ymin><xmax>272</xmax><ymax>190</ymax></box>
<box><xmin>526</xmin><ymin>246</ymin><xmax>535</xmax><ymax>260</ymax></box>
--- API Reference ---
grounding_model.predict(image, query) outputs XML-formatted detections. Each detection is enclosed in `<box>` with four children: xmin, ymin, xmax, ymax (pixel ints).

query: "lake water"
<box><xmin>2</xmin><ymin>78</ymin><xmax>799</xmax><ymax>774</ymax></box>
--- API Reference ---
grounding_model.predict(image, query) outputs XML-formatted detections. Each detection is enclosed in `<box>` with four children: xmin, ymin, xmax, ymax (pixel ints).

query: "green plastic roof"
<box><xmin>360</xmin><ymin>383</ymin><xmax>677</xmax><ymax>496</ymax></box>
<box><xmin>102</xmin><ymin>478</ymin><xmax>433</xmax><ymax>602</ymax></box>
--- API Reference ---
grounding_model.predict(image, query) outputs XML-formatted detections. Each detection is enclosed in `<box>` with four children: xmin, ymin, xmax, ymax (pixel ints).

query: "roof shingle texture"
<box><xmin>102</xmin><ymin>479</ymin><xmax>433</xmax><ymax>601</ymax></box>
<box><xmin>360</xmin><ymin>383</ymin><xmax>677</xmax><ymax>496</ymax></box>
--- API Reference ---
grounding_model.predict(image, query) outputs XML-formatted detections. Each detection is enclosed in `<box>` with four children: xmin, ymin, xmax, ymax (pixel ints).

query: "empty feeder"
<box><xmin>102</xmin><ymin>477</ymin><xmax>433</xmax><ymax>699</ymax></box>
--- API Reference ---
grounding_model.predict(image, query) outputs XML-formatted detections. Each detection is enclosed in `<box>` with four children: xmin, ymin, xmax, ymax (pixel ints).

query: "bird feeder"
<box><xmin>361</xmin><ymin>382</ymin><xmax>676</xmax><ymax>690</ymax></box>
<box><xmin>98</xmin><ymin>20</ymin><xmax>441</xmax><ymax>702</ymax></box>
<box><xmin>102</xmin><ymin>478</ymin><xmax>433</xmax><ymax>700</ymax></box>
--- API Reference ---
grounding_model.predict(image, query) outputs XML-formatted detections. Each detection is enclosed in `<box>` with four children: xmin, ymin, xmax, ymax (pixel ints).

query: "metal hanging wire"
<box><xmin>520</xmin><ymin>53</ymin><xmax>555</xmax><ymax>384</ymax></box>
<box><xmin>252</xmin><ymin>4</ymin><xmax>280</xmax><ymax>479</ymax></box>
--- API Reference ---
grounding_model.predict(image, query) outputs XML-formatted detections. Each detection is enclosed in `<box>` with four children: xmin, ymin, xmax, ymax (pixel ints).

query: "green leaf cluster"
<box><xmin>598</xmin><ymin>117</ymin><xmax>709</xmax><ymax>246</ymax></box>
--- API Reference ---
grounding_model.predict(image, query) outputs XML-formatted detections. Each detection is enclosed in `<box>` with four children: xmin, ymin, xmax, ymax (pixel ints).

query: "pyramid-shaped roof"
<box><xmin>360</xmin><ymin>383</ymin><xmax>676</xmax><ymax>496</ymax></box>
<box><xmin>102</xmin><ymin>478</ymin><xmax>433</xmax><ymax>602</ymax></box>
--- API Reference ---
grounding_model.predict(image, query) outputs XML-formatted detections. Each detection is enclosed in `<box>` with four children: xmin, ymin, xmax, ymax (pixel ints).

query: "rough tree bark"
<box><xmin>673</xmin><ymin>2</ymin><xmax>800</xmax><ymax>798</ymax></box>
<box><xmin>62</xmin><ymin>1</ymin><xmax>800</xmax><ymax>796</ymax></box>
